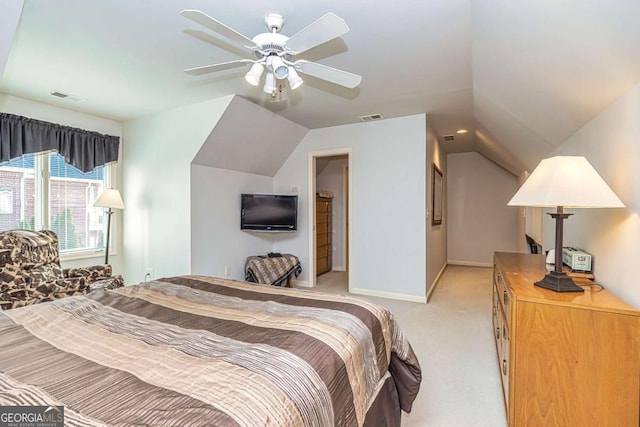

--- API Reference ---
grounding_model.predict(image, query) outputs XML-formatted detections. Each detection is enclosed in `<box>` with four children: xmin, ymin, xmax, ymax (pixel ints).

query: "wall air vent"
<box><xmin>50</xmin><ymin>90</ymin><xmax>86</xmax><ymax>102</ymax></box>
<box><xmin>443</xmin><ymin>134</ymin><xmax>455</xmax><ymax>142</ymax></box>
<box><xmin>359</xmin><ymin>113</ymin><xmax>384</xmax><ymax>122</ymax></box>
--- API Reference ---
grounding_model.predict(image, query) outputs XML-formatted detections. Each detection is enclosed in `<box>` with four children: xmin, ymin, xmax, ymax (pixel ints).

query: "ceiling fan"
<box><xmin>180</xmin><ymin>9</ymin><xmax>362</xmax><ymax>99</ymax></box>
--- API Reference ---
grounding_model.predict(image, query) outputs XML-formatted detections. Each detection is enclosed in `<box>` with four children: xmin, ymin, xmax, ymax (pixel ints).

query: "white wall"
<box><xmin>426</xmin><ymin>118</ymin><xmax>447</xmax><ymax>297</ymax></box>
<box><xmin>0</xmin><ymin>0</ymin><xmax>22</xmax><ymax>77</ymax></box>
<box><xmin>190</xmin><ymin>165</ymin><xmax>278</xmax><ymax>280</ymax></box>
<box><xmin>525</xmin><ymin>208</ymin><xmax>543</xmax><ymax>248</ymax></box>
<box><xmin>447</xmin><ymin>152</ymin><xmax>519</xmax><ymax>265</ymax></box>
<box><xmin>122</xmin><ymin>95</ymin><xmax>233</xmax><ymax>284</ymax></box>
<box><xmin>515</xmin><ymin>173</ymin><xmax>527</xmax><ymax>253</ymax></box>
<box><xmin>273</xmin><ymin>115</ymin><xmax>427</xmax><ymax>301</ymax></box>
<box><xmin>0</xmin><ymin>93</ymin><xmax>124</xmax><ymax>273</ymax></box>
<box><xmin>541</xmin><ymin>83</ymin><xmax>640</xmax><ymax>308</ymax></box>
<box><xmin>316</xmin><ymin>157</ymin><xmax>348</xmax><ymax>271</ymax></box>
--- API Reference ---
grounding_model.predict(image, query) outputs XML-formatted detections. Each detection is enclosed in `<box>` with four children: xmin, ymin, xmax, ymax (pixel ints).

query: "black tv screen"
<box><xmin>241</xmin><ymin>194</ymin><xmax>298</xmax><ymax>231</ymax></box>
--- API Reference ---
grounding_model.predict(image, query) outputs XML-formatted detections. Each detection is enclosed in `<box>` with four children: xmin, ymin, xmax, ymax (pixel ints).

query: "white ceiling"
<box><xmin>2</xmin><ymin>0</ymin><xmax>640</xmax><ymax>176</ymax></box>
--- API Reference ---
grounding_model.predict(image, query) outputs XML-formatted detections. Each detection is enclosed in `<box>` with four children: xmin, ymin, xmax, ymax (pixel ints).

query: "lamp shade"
<box><xmin>508</xmin><ymin>156</ymin><xmax>624</xmax><ymax>208</ymax></box>
<box><xmin>263</xmin><ymin>72</ymin><xmax>276</xmax><ymax>94</ymax></box>
<box><xmin>270</xmin><ymin>56</ymin><xmax>289</xmax><ymax>80</ymax></box>
<box><xmin>287</xmin><ymin>67</ymin><xmax>303</xmax><ymax>90</ymax></box>
<box><xmin>244</xmin><ymin>62</ymin><xmax>264</xmax><ymax>86</ymax></box>
<box><xmin>94</xmin><ymin>189</ymin><xmax>125</xmax><ymax>210</ymax></box>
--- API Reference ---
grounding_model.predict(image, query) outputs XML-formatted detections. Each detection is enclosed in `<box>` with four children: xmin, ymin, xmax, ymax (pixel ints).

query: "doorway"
<box><xmin>308</xmin><ymin>149</ymin><xmax>352</xmax><ymax>290</ymax></box>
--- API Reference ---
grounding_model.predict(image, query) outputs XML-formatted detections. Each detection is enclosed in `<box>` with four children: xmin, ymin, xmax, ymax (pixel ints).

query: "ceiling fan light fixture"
<box><xmin>244</xmin><ymin>62</ymin><xmax>264</xmax><ymax>86</ymax></box>
<box><xmin>181</xmin><ymin>10</ymin><xmax>362</xmax><ymax>98</ymax></box>
<box><xmin>263</xmin><ymin>72</ymin><xmax>276</xmax><ymax>94</ymax></box>
<box><xmin>287</xmin><ymin>67</ymin><xmax>303</xmax><ymax>89</ymax></box>
<box><xmin>270</xmin><ymin>56</ymin><xmax>289</xmax><ymax>80</ymax></box>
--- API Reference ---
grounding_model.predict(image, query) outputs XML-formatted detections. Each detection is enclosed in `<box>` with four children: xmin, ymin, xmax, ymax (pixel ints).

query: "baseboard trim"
<box><xmin>332</xmin><ymin>267</ymin><xmax>346</xmax><ymax>272</ymax></box>
<box><xmin>292</xmin><ymin>279</ymin><xmax>312</xmax><ymax>288</ymax></box>
<box><xmin>447</xmin><ymin>260</ymin><xmax>493</xmax><ymax>268</ymax></box>
<box><xmin>350</xmin><ymin>287</ymin><xmax>426</xmax><ymax>304</ymax></box>
<box><xmin>426</xmin><ymin>263</ymin><xmax>448</xmax><ymax>303</ymax></box>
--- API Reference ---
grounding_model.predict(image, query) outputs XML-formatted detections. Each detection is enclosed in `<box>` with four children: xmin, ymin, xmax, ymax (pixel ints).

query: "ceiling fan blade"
<box><xmin>184</xmin><ymin>59</ymin><xmax>252</xmax><ymax>75</ymax></box>
<box><xmin>286</xmin><ymin>13</ymin><xmax>350</xmax><ymax>55</ymax></box>
<box><xmin>183</xmin><ymin>29</ymin><xmax>253</xmax><ymax>59</ymax></box>
<box><xmin>181</xmin><ymin>9</ymin><xmax>256</xmax><ymax>48</ymax></box>
<box><xmin>295</xmin><ymin>60</ymin><xmax>361</xmax><ymax>89</ymax></box>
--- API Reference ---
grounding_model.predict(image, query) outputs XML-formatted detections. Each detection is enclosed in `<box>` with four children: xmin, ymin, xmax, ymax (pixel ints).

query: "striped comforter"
<box><xmin>0</xmin><ymin>275</ymin><xmax>421</xmax><ymax>426</ymax></box>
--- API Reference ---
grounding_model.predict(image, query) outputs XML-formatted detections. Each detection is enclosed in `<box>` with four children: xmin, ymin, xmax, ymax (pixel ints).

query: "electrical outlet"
<box><xmin>146</xmin><ymin>267</ymin><xmax>154</xmax><ymax>278</ymax></box>
<box><xmin>224</xmin><ymin>266</ymin><xmax>231</xmax><ymax>276</ymax></box>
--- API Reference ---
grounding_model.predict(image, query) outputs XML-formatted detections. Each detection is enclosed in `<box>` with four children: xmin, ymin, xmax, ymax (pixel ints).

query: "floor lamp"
<box><xmin>94</xmin><ymin>189</ymin><xmax>125</xmax><ymax>265</ymax></box>
<box><xmin>508</xmin><ymin>156</ymin><xmax>624</xmax><ymax>292</ymax></box>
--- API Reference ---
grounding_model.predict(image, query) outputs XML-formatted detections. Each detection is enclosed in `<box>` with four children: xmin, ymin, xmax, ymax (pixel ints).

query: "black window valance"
<box><xmin>0</xmin><ymin>113</ymin><xmax>120</xmax><ymax>172</ymax></box>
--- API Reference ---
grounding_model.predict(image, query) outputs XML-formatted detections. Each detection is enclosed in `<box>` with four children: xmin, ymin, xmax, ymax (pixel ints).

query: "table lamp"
<box><xmin>508</xmin><ymin>156</ymin><xmax>624</xmax><ymax>292</ymax></box>
<box><xmin>94</xmin><ymin>188</ymin><xmax>125</xmax><ymax>264</ymax></box>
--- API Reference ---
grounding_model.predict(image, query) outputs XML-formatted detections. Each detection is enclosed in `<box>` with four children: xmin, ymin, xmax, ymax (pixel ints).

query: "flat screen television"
<box><xmin>241</xmin><ymin>194</ymin><xmax>298</xmax><ymax>232</ymax></box>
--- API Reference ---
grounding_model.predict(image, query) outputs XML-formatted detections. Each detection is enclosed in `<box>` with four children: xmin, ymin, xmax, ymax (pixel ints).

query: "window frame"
<box><xmin>0</xmin><ymin>151</ymin><xmax>119</xmax><ymax>261</ymax></box>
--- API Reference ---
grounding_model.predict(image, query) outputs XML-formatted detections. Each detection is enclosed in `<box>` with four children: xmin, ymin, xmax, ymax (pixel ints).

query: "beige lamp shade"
<box><xmin>508</xmin><ymin>156</ymin><xmax>625</xmax><ymax>208</ymax></box>
<box><xmin>94</xmin><ymin>188</ymin><xmax>125</xmax><ymax>210</ymax></box>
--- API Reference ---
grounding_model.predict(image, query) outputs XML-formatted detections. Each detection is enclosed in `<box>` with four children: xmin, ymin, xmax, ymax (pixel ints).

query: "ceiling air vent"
<box><xmin>50</xmin><ymin>91</ymin><xmax>68</xmax><ymax>99</ymax></box>
<box><xmin>50</xmin><ymin>90</ymin><xmax>86</xmax><ymax>102</ymax></box>
<box><xmin>359</xmin><ymin>113</ymin><xmax>384</xmax><ymax>122</ymax></box>
<box><xmin>443</xmin><ymin>134</ymin><xmax>456</xmax><ymax>142</ymax></box>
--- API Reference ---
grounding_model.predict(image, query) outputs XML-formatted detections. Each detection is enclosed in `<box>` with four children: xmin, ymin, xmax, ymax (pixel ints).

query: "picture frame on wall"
<box><xmin>432</xmin><ymin>164</ymin><xmax>443</xmax><ymax>226</ymax></box>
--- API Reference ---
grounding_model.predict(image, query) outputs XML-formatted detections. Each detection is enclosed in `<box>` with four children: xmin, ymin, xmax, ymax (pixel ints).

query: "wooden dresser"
<box><xmin>315</xmin><ymin>194</ymin><xmax>333</xmax><ymax>276</ymax></box>
<box><xmin>493</xmin><ymin>252</ymin><xmax>640</xmax><ymax>426</ymax></box>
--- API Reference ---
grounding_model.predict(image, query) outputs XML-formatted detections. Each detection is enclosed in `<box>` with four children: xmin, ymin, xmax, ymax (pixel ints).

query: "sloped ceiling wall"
<box><xmin>192</xmin><ymin>96</ymin><xmax>308</xmax><ymax>177</ymax></box>
<box><xmin>471</xmin><ymin>1</ymin><xmax>640</xmax><ymax>173</ymax></box>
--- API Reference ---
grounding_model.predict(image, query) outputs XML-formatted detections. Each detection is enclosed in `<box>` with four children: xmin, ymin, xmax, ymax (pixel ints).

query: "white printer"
<box><xmin>562</xmin><ymin>247</ymin><xmax>592</xmax><ymax>272</ymax></box>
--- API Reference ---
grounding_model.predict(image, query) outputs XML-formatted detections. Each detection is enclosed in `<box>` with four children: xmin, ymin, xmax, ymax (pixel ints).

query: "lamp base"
<box><xmin>535</xmin><ymin>271</ymin><xmax>584</xmax><ymax>293</ymax></box>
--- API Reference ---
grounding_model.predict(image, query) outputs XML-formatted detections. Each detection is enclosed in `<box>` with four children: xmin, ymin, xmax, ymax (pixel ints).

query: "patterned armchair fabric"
<box><xmin>0</xmin><ymin>229</ymin><xmax>124</xmax><ymax>310</ymax></box>
<box><xmin>64</xmin><ymin>264</ymin><xmax>124</xmax><ymax>291</ymax></box>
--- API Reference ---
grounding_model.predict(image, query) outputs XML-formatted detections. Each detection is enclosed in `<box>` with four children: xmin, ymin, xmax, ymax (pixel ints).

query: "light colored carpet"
<box><xmin>315</xmin><ymin>267</ymin><xmax>507</xmax><ymax>427</ymax></box>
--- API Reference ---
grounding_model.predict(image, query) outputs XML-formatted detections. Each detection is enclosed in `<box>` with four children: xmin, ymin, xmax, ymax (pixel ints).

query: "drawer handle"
<box><xmin>495</xmin><ymin>326</ymin><xmax>500</xmax><ymax>340</ymax></box>
<box><xmin>502</xmin><ymin>359</ymin><xmax>507</xmax><ymax>375</ymax></box>
<box><xmin>492</xmin><ymin>306</ymin><xmax>497</xmax><ymax>316</ymax></box>
<box><xmin>503</xmin><ymin>290</ymin><xmax>508</xmax><ymax>306</ymax></box>
<box><xmin>503</xmin><ymin>327</ymin><xmax>507</xmax><ymax>339</ymax></box>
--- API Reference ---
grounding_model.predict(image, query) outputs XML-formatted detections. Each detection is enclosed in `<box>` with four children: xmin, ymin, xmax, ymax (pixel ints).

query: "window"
<box><xmin>0</xmin><ymin>189</ymin><xmax>14</xmax><ymax>215</ymax></box>
<box><xmin>0</xmin><ymin>154</ymin><xmax>36</xmax><ymax>230</ymax></box>
<box><xmin>49</xmin><ymin>152</ymin><xmax>106</xmax><ymax>252</ymax></box>
<box><xmin>0</xmin><ymin>151</ymin><xmax>115</xmax><ymax>258</ymax></box>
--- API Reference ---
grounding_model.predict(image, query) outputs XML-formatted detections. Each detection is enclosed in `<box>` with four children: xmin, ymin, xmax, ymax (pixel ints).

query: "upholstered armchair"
<box><xmin>0</xmin><ymin>229</ymin><xmax>124</xmax><ymax>310</ymax></box>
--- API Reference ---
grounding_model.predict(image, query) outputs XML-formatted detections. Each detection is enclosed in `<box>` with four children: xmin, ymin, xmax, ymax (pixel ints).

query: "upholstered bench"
<box><xmin>245</xmin><ymin>253</ymin><xmax>302</xmax><ymax>287</ymax></box>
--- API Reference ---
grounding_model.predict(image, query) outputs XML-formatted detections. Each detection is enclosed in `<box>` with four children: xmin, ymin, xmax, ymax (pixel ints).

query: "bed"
<box><xmin>0</xmin><ymin>275</ymin><xmax>421</xmax><ymax>426</ymax></box>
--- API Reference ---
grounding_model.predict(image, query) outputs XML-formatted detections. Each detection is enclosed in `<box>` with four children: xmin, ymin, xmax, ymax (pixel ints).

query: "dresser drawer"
<box><xmin>492</xmin><ymin>284</ymin><xmax>501</xmax><ymax>344</ymax></box>
<box><xmin>316</xmin><ymin>222</ymin><xmax>331</xmax><ymax>234</ymax></box>
<box><xmin>493</xmin><ymin>282</ymin><xmax>510</xmax><ymax>416</ymax></box>
<box><xmin>494</xmin><ymin>268</ymin><xmax>511</xmax><ymax>327</ymax></box>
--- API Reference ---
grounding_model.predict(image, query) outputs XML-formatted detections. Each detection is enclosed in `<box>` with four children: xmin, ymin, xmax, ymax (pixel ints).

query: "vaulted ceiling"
<box><xmin>2</xmin><ymin>1</ymin><xmax>640</xmax><ymax>176</ymax></box>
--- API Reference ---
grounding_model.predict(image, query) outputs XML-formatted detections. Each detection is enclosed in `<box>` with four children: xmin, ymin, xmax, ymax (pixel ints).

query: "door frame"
<box><xmin>308</xmin><ymin>148</ymin><xmax>352</xmax><ymax>289</ymax></box>
<box><xmin>342</xmin><ymin>163</ymin><xmax>349</xmax><ymax>272</ymax></box>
